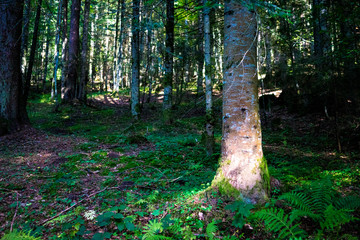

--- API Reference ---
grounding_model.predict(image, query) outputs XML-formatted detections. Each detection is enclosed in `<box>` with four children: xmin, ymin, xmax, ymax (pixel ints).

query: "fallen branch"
<box><xmin>41</xmin><ymin>187</ymin><xmax>109</xmax><ymax>226</ymax></box>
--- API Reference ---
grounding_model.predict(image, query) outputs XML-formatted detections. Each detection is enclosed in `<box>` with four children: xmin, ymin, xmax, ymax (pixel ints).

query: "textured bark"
<box><xmin>0</xmin><ymin>0</ymin><xmax>26</xmax><ymax>133</ymax></box>
<box><xmin>131</xmin><ymin>0</ymin><xmax>140</xmax><ymax>119</ymax></box>
<box><xmin>115</xmin><ymin>0</ymin><xmax>126</xmax><ymax>92</ymax></box>
<box><xmin>63</xmin><ymin>0</ymin><xmax>80</xmax><ymax>102</ymax></box>
<box><xmin>163</xmin><ymin>0</ymin><xmax>175</xmax><ymax>124</ymax></box>
<box><xmin>78</xmin><ymin>0</ymin><xmax>90</xmax><ymax>101</ymax></box>
<box><xmin>204</xmin><ymin>0</ymin><xmax>214</xmax><ymax>156</ymax></box>
<box><xmin>196</xmin><ymin>6</ymin><xmax>204</xmax><ymax>104</ymax></box>
<box><xmin>213</xmin><ymin>0</ymin><xmax>269</xmax><ymax>203</ymax></box>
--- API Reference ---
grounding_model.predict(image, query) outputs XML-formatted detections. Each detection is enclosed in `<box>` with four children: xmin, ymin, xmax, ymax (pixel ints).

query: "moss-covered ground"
<box><xmin>0</xmin><ymin>92</ymin><xmax>359</xmax><ymax>239</ymax></box>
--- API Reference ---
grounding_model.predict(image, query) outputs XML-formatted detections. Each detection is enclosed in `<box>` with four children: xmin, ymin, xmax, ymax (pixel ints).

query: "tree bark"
<box><xmin>204</xmin><ymin>0</ymin><xmax>214</xmax><ymax>156</ymax></box>
<box><xmin>63</xmin><ymin>0</ymin><xmax>81</xmax><ymax>102</ymax></box>
<box><xmin>131</xmin><ymin>0</ymin><xmax>140</xmax><ymax>119</ymax></box>
<box><xmin>52</xmin><ymin>0</ymin><xmax>63</xmax><ymax>107</ymax></box>
<box><xmin>0</xmin><ymin>0</ymin><xmax>26</xmax><ymax>133</ymax></box>
<box><xmin>212</xmin><ymin>0</ymin><xmax>269</xmax><ymax>204</ymax></box>
<box><xmin>78</xmin><ymin>0</ymin><xmax>90</xmax><ymax>101</ymax></box>
<box><xmin>61</xmin><ymin>0</ymin><xmax>68</xmax><ymax>99</ymax></box>
<box><xmin>163</xmin><ymin>0</ymin><xmax>175</xmax><ymax>124</ymax></box>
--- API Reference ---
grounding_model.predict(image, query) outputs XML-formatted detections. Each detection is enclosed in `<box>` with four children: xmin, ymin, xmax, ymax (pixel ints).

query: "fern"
<box><xmin>206</xmin><ymin>220</ymin><xmax>218</xmax><ymax>240</ymax></box>
<box><xmin>254</xmin><ymin>208</ymin><xmax>307</xmax><ymax>240</ymax></box>
<box><xmin>307</xmin><ymin>178</ymin><xmax>333</xmax><ymax>214</ymax></box>
<box><xmin>142</xmin><ymin>220</ymin><xmax>171</xmax><ymax>240</ymax></box>
<box><xmin>320</xmin><ymin>205</ymin><xmax>355</xmax><ymax>230</ymax></box>
<box><xmin>334</xmin><ymin>195</ymin><xmax>360</xmax><ymax>211</ymax></box>
<box><xmin>1</xmin><ymin>230</ymin><xmax>42</xmax><ymax>240</ymax></box>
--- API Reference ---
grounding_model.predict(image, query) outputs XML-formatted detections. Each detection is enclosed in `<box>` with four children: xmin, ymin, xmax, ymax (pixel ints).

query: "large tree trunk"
<box><xmin>63</xmin><ymin>0</ymin><xmax>81</xmax><ymax>102</ymax></box>
<box><xmin>78</xmin><ymin>0</ymin><xmax>90</xmax><ymax>101</ymax></box>
<box><xmin>212</xmin><ymin>0</ymin><xmax>269</xmax><ymax>204</ymax></box>
<box><xmin>0</xmin><ymin>0</ymin><xmax>27</xmax><ymax>133</ymax></box>
<box><xmin>163</xmin><ymin>0</ymin><xmax>175</xmax><ymax>124</ymax></box>
<box><xmin>131</xmin><ymin>0</ymin><xmax>140</xmax><ymax>119</ymax></box>
<box><xmin>204</xmin><ymin>0</ymin><xmax>214</xmax><ymax>156</ymax></box>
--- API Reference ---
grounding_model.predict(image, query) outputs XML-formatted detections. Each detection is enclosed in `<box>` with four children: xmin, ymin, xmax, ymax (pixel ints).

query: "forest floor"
<box><xmin>0</xmin><ymin>92</ymin><xmax>359</xmax><ymax>239</ymax></box>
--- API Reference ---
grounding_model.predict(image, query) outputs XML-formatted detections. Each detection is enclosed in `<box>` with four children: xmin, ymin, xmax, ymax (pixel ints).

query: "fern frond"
<box><xmin>320</xmin><ymin>204</ymin><xmax>355</xmax><ymax>230</ymax></box>
<box><xmin>308</xmin><ymin>178</ymin><xmax>333</xmax><ymax>214</ymax></box>
<box><xmin>168</xmin><ymin>222</ymin><xmax>182</xmax><ymax>234</ymax></box>
<box><xmin>334</xmin><ymin>195</ymin><xmax>360</xmax><ymax>211</ymax></box>
<box><xmin>280</xmin><ymin>192</ymin><xmax>313</xmax><ymax>213</ymax></box>
<box><xmin>289</xmin><ymin>209</ymin><xmax>322</xmax><ymax>222</ymax></box>
<box><xmin>143</xmin><ymin>220</ymin><xmax>172</xmax><ymax>240</ymax></box>
<box><xmin>206</xmin><ymin>220</ymin><xmax>218</xmax><ymax>240</ymax></box>
<box><xmin>255</xmin><ymin>208</ymin><xmax>307</xmax><ymax>240</ymax></box>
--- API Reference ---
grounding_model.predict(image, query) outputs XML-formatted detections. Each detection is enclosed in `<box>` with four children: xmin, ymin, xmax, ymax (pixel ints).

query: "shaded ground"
<box><xmin>0</xmin><ymin>92</ymin><xmax>359</xmax><ymax>239</ymax></box>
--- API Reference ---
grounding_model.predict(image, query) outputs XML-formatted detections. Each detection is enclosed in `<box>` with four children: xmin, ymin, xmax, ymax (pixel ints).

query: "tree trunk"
<box><xmin>0</xmin><ymin>0</ymin><xmax>27</xmax><ymax>133</ymax></box>
<box><xmin>204</xmin><ymin>0</ymin><xmax>214</xmax><ymax>156</ymax></box>
<box><xmin>22</xmin><ymin>0</ymin><xmax>43</xmax><ymax>121</ymax></box>
<box><xmin>61</xmin><ymin>0</ymin><xmax>68</xmax><ymax>99</ymax></box>
<box><xmin>52</xmin><ymin>0</ymin><xmax>63</xmax><ymax>107</ymax></box>
<box><xmin>131</xmin><ymin>0</ymin><xmax>140</xmax><ymax>119</ymax></box>
<box><xmin>115</xmin><ymin>0</ymin><xmax>126</xmax><ymax>93</ymax></box>
<box><xmin>42</xmin><ymin>8</ymin><xmax>52</xmax><ymax>93</ymax></box>
<box><xmin>163</xmin><ymin>0</ymin><xmax>175</xmax><ymax>124</ymax></box>
<box><xmin>78</xmin><ymin>0</ymin><xmax>90</xmax><ymax>101</ymax></box>
<box><xmin>63</xmin><ymin>0</ymin><xmax>80</xmax><ymax>102</ymax></box>
<box><xmin>196</xmin><ymin>6</ymin><xmax>204</xmax><ymax>105</ymax></box>
<box><xmin>212</xmin><ymin>0</ymin><xmax>269</xmax><ymax>204</ymax></box>
<box><xmin>21</xmin><ymin>0</ymin><xmax>31</xmax><ymax>77</ymax></box>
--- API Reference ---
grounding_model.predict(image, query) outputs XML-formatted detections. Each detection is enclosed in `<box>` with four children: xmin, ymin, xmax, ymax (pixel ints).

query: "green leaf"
<box><xmin>125</xmin><ymin>217</ymin><xmax>135</xmax><ymax>231</ymax></box>
<box><xmin>152</xmin><ymin>209</ymin><xmax>161</xmax><ymax>216</ymax></box>
<box><xmin>117</xmin><ymin>222</ymin><xmax>125</xmax><ymax>231</ymax></box>
<box><xmin>113</xmin><ymin>213</ymin><xmax>124</xmax><ymax>219</ymax></box>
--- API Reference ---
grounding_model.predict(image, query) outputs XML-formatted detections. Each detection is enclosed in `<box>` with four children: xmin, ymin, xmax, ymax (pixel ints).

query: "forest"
<box><xmin>0</xmin><ymin>0</ymin><xmax>359</xmax><ymax>239</ymax></box>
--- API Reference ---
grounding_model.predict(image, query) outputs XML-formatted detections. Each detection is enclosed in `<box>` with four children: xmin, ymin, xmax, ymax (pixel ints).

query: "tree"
<box><xmin>204</xmin><ymin>0</ymin><xmax>214</xmax><ymax>156</ymax></box>
<box><xmin>63</xmin><ymin>0</ymin><xmax>80</xmax><ymax>102</ymax></box>
<box><xmin>212</xmin><ymin>0</ymin><xmax>269</xmax><ymax>204</ymax></box>
<box><xmin>78</xmin><ymin>0</ymin><xmax>91</xmax><ymax>101</ymax></box>
<box><xmin>163</xmin><ymin>0</ymin><xmax>175</xmax><ymax>124</ymax></box>
<box><xmin>131</xmin><ymin>0</ymin><xmax>140</xmax><ymax>119</ymax></box>
<box><xmin>0</xmin><ymin>0</ymin><xmax>28</xmax><ymax>133</ymax></box>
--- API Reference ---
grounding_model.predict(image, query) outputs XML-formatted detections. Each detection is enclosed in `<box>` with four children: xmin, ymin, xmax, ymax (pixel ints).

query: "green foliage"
<box><xmin>225</xmin><ymin>201</ymin><xmax>253</xmax><ymax>228</ymax></box>
<box><xmin>254</xmin><ymin>208</ymin><xmax>307</xmax><ymax>239</ymax></box>
<box><xmin>1</xmin><ymin>230</ymin><xmax>41</xmax><ymax>240</ymax></box>
<box><xmin>205</xmin><ymin>220</ymin><xmax>218</xmax><ymax>240</ymax></box>
<box><xmin>254</xmin><ymin>178</ymin><xmax>360</xmax><ymax>239</ymax></box>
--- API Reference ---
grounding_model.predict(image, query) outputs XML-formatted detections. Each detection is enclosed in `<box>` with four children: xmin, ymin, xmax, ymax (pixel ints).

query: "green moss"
<box><xmin>211</xmin><ymin>170</ymin><xmax>242</xmax><ymax>200</ymax></box>
<box><xmin>258</xmin><ymin>156</ymin><xmax>271</xmax><ymax>196</ymax></box>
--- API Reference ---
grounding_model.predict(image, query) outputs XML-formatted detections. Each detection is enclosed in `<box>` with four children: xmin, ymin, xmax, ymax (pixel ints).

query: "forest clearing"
<box><xmin>1</xmin><ymin>0</ymin><xmax>360</xmax><ymax>239</ymax></box>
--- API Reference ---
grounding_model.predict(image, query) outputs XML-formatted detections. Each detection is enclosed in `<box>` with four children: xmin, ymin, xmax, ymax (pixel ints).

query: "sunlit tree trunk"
<box><xmin>63</xmin><ymin>0</ymin><xmax>80</xmax><ymax>102</ymax></box>
<box><xmin>21</xmin><ymin>0</ymin><xmax>31</xmax><ymax>77</ymax></box>
<box><xmin>212</xmin><ymin>0</ymin><xmax>269</xmax><ymax>204</ymax></box>
<box><xmin>0</xmin><ymin>0</ymin><xmax>27</xmax><ymax>133</ymax></box>
<box><xmin>78</xmin><ymin>0</ymin><xmax>90</xmax><ymax>101</ymax></box>
<box><xmin>52</xmin><ymin>0</ymin><xmax>63</xmax><ymax>106</ymax></box>
<box><xmin>131</xmin><ymin>0</ymin><xmax>140</xmax><ymax>119</ymax></box>
<box><xmin>196</xmin><ymin>6</ymin><xmax>204</xmax><ymax>105</ymax></box>
<box><xmin>204</xmin><ymin>0</ymin><xmax>214</xmax><ymax>156</ymax></box>
<box><xmin>61</xmin><ymin>0</ymin><xmax>68</xmax><ymax>99</ymax></box>
<box><xmin>163</xmin><ymin>0</ymin><xmax>174</xmax><ymax>124</ymax></box>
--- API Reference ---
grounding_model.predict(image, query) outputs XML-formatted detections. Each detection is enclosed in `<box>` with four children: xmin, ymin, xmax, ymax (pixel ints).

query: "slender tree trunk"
<box><xmin>115</xmin><ymin>0</ymin><xmax>126</xmax><ymax>92</ymax></box>
<box><xmin>52</xmin><ymin>0</ymin><xmax>63</xmax><ymax>108</ymax></box>
<box><xmin>204</xmin><ymin>0</ymin><xmax>214</xmax><ymax>156</ymax></box>
<box><xmin>131</xmin><ymin>0</ymin><xmax>140</xmax><ymax>119</ymax></box>
<box><xmin>212</xmin><ymin>0</ymin><xmax>269</xmax><ymax>204</ymax></box>
<box><xmin>0</xmin><ymin>0</ymin><xmax>27</xmax><ymax>133</ymax></box>
<box><xmin>147</xmin><ymin>14</ymin><xmax>153</xmax><ymax>103</ymax></box>
<box><xmin>22</xmin><ymin>0</ymin><xmax>42</xmax><ymax>121</ymax></box>
<box><xmin>42</xmin><ymin>8</ymin><xmax>52</xmax><ymax>93</ymax></box>
<box><xmin>163</xmin><ymin>0</ymin><xmax>175</xmax><ymax>123</ymax></box>
<box><xmin>196</xmin><ymin>6</ymin><xmax>204</xmax><ymax>105</ymax></box>
<box><xmin>63</xmin><ymin>0</ymin><xmax>80</xmax><ymax>102</ymax></box>
<box><xmin>21</xmin><ymin>0</ymin><xmax>31</xmax><ymax>77</ymax></box>
<box><xmin>78</xmin><ymin>0</ymin><xmax>90</xmax><ymax>101</ymax></box>
<box><xmin>113</xmin><ymin>0</ymin><xmax>121</xmax><ymax>91</ymax></box>
<box><xmin>61</xmin><ymin>0</ymin><xmax>68</xmax><ymax>99</ymax></box>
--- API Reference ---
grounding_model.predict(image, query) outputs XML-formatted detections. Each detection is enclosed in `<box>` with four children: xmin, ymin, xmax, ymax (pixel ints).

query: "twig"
<box><xmin>10</xmin><ymin>191</ymin><xmax>19</xmax><ymax>232</ymax></box>
<box><xmin>41</xmin><ymin>187</ymin><xmax>109</xmax><ymax>226</ymax></box>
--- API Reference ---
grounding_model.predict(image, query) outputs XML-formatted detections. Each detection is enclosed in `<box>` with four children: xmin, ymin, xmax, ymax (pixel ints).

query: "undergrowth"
<box><xmin>0</xmin><ymin>93</ymin><xmax>359</xmax><ymax>239</ymax></box>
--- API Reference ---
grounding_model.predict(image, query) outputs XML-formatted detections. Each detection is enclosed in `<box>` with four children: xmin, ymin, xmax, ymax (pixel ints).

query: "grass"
<box><xmin>0</xmin><ymin>92</ymin><xmax>359</xmax><ymax>239</ymax></box>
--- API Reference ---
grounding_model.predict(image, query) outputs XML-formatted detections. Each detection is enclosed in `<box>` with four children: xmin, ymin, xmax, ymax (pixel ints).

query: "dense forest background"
<box><xmin>0</xmin><ymin>0</ymin><xmax>360</xmax><ymax>239</ymax></box>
